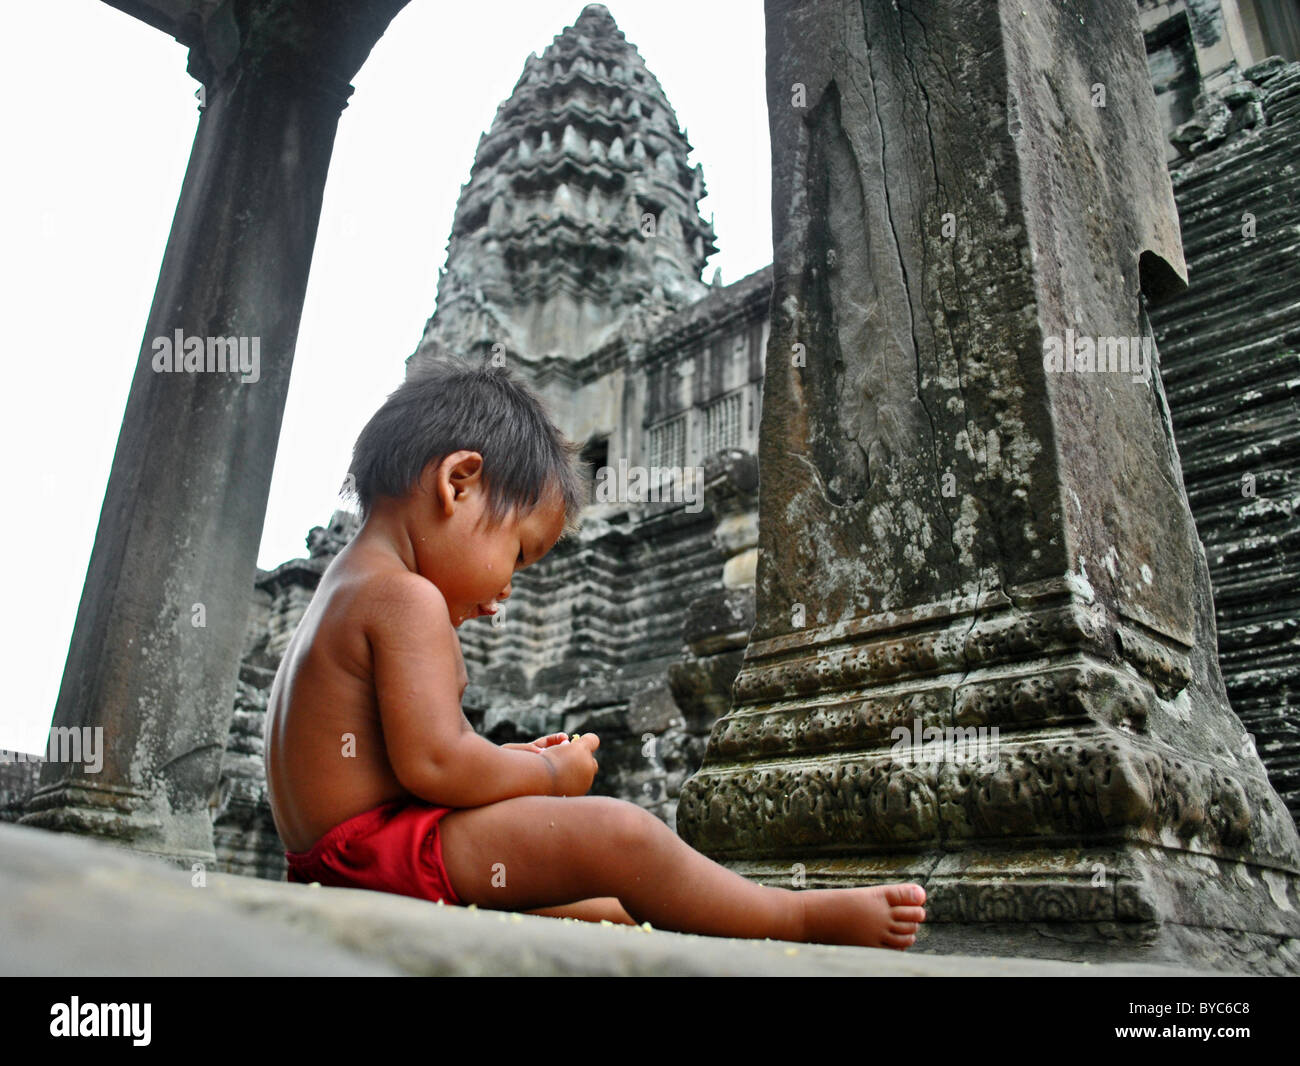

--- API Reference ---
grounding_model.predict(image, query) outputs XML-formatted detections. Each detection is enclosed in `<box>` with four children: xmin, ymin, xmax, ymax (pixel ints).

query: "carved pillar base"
<box><xmin>729</xmin><ymin>850</ymin><xmax>1298</xmax><ymax>974</ymax></box>
<box><xmin>21</xmin><ymin>780</ymin><xmax>215</xmax><ymax>869</ymax></box>
<box><xmin>681</xmin><ymin>581</ymin><xmax>1300</xmax><ymax>972</ymax></box>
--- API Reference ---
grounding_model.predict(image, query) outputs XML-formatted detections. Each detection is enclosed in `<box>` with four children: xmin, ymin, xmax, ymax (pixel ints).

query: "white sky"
<box><xmin>0</xmin><ymin>0</ymin><xmax>770</xmax><ymax>753</ymax></box>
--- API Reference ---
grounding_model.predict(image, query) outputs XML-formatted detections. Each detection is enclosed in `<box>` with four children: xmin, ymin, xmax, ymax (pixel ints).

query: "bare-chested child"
<box><xmin>264</xmin><ymin>360</ymin><xmax>926</xmax><ymax>949</ymax></box>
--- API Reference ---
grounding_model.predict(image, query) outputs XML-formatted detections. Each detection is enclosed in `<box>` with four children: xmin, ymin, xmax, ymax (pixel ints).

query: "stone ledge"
<box><xmin>0</xmin><ymin>822</ymin><xmax>1216</xmax><ymax>976</ymax></box>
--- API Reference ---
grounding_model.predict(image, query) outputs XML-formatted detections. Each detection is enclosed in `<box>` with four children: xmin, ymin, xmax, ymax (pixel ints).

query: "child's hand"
<box><xmin>502</xmin><ymin>732</ymin><xmax>569</xmax><ymax>754</ymax></box>
<box><xmin>541</xmin><ymin>733</ymin><xmax>599</xmax><ymax>797</ymax></box>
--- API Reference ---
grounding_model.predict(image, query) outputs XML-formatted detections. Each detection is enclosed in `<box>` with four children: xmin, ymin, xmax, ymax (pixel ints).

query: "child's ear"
<box><xmin>427</xmin><ymin>451</ymin><xmax>485</xmax><ymax>515</ymax></box>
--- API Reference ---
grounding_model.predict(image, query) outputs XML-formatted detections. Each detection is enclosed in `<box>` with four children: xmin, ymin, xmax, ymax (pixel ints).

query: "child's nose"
<box><xmin>499</xmin><ymin>580</ymin><xmax>512</xmax><ymax>601</ymax></box>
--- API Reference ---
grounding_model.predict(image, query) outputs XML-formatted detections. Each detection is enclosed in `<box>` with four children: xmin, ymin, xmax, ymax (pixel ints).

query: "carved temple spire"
<box><xmin>409</xmin><ymin>3</ymin><xmax>717</xmax><ymax>375</ymax></box>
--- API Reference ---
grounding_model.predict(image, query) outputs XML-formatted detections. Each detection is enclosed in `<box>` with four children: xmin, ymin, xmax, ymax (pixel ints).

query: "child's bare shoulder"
<box><xmin>327</xmin><ymin>546</ymin><xmax>454</xmax><ymax>637</ymax></box>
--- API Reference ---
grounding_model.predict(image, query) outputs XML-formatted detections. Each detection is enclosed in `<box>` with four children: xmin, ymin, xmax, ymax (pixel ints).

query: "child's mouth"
<box><xmin>475</xmin><ymin>601</ymin><xmax>499</xmax><ymax>618</ymax></box>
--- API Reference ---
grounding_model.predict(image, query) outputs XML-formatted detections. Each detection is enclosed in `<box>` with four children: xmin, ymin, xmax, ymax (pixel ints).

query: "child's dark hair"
<box><xmin>348</xmin><ymin>359</ymin><xmax>585</xmax><ymax>535</ymax></box>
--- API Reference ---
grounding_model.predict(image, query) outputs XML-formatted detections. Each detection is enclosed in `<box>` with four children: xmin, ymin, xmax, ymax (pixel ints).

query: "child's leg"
<box><xmin>526</xmin><ymin>898</ymin><xmax>637</xmax><ymax>924</ymax></box>
<box><xmin>438</xmin><ymin>795</ymin><xmax>925</xmax><ymax>948</ymax></box>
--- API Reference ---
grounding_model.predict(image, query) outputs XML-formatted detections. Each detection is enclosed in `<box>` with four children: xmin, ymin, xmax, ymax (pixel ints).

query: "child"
<box><xmin>264</xmin><ymin>360</ymin><xmax>926</xmax><ymax>949</ymax></box>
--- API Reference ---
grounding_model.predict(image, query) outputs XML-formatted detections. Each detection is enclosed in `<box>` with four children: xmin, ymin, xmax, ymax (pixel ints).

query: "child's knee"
<box><xmin>586</xmin><ymin>796</ymin><xmax>663</xmax><ymax>851</ymax></box>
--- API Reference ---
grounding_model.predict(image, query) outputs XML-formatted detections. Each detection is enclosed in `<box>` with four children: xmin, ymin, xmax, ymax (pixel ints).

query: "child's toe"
<box><xmin>885</xmin><ymin>883</ymin><xmax>926</xmax><ymax>907</ymax></box>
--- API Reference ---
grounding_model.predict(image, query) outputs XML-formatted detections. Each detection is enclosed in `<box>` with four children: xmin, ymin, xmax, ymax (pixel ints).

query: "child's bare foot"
<box><xmin>800</xmin><ymin>883</ymin><xmax>927</xmax><ymax>949</ymax></box>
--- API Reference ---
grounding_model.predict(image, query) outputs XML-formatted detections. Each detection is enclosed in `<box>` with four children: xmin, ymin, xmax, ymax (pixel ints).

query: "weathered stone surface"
<box><xmin>0</xmin><ymin>821</ymin><xmax>1213</xmax><ymax>976</ymax></box>
<box><xmin>2</xmin><ymin>822</ymin><xmax>394</xmax><ymax>976</ymax></box>
<box><xmin>1150</xmin><ymin>59</ymin><xmax>1300</xmax><ymax>822</ymax></box>
<box><xmin>677</xmin><ymin>0</ymin><xmax>1300</xmax><ymax>974</ymax></box>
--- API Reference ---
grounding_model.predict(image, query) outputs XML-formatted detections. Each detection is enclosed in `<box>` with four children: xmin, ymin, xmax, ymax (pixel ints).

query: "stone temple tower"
<box><xmin>408</xmin><ymin>3</ymin><xmax>718</xmax><ymax>377</ymax></box>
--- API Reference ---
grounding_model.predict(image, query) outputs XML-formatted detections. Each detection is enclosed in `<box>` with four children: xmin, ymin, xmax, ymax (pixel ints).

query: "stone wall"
<box><xmin>1149</xmin><ymin>57</ymin><xmax>1300</xmax><ymax>819</ymax></box>
<box><xmin>0</xmin><ymin>759</ymin><xmax>42</xmax><ymax>824</ymax></box>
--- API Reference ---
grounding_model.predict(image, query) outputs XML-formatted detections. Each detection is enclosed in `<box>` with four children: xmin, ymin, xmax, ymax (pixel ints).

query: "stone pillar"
<box><xmin>22</xmin><ymin>0</ymin><xmax>409</xmax><ymax>867</ymax></box>
<box><xmin>677</xmin><ymin>0</ymin><xmax>1300</xmax><ymax>972</ymax></box>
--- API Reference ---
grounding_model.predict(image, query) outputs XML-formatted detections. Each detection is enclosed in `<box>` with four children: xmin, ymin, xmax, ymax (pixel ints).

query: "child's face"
<box><xmin>416</xmin><ymin>454</ymin><xmax>567</xmax><ymax>627</ymax></box>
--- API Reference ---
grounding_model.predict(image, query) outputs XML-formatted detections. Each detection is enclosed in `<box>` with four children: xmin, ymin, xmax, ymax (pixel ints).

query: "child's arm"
<box><xmin>367</xmin><ymin>574</ymin><xmax>596</xmax><ymax>806</ymax></box>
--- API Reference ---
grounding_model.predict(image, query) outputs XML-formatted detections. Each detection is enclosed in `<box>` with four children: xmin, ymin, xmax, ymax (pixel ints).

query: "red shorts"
<box><xmin>284</xmin><ymin>799</ymin><xmax>462</xmax><ymax>906</ymax></box>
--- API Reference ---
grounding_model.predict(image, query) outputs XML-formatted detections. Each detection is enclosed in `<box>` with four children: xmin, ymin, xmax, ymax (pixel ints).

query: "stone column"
<box><xmin>21</xmin><ymin>0</ymin><xmax>409</xmax><ymax>867</ymax></box>
<box><xmin>677</xmin><ymin>0</ymin><xmax>1300</xmax><ymax>972</ymax></box>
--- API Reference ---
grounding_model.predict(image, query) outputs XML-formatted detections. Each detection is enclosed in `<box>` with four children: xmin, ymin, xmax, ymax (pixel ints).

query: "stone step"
<box><xmin>1154</xmin><ymin>262</ymin><xmax>1300</xmax><ymax>343</ymax></box>
<box><xmin>1169</xmin><ymin>131</ymin><xmax>1300</xmax><ymax>208</ymax></box>
<box><xmin>1158</xmin><ymin>306</ymin><xmax>1300</xmax><ymax>370</ymax></box>
<box><xmin>1205</xmin><ymin>522</ymin><xmax>1300</xmax><ymax>559</ymax></box>
<box><xmin>1270</xmin><ymin>96</ymin><xmax>1300</xmax><ymax>123</ymax></box>
<box><xmin>1161</xmin><ymin>235</ymin><xmax>1300</xmax><ymax>323</ymax></box>
<box><xmin>1216</xmin><ymin>593</ymin><xmax>1300</xmax><ymax>632</ymax></box>
<box><xmin>0</xmin><ymin>821</ymin><xmax>1210</xmax><ymax>977</ymax></box>
<box><xmin>1211</xmin><ymin>585</ymin><xmax>1300</xmax><ymax>626</ymax></box>
<box><xmin>1216</xmin><ymin>600</ymin><xmax>1300</xmax><ymax>631</ymax></box>
<box><xmin>1178</xmin><ymin>429</ymin><xmax>1300</xmax><ymax>481</ymax></box>
<box><xmin>1186</xmin><ymin>468</ymin><xmax>1298</xmax><ymax>511</ymax></box>
<box><xmin>1167</xmin><ymin>375</ymin><xmax>1300</xmax><ymax>432</ymax></box>
<box><xmin>1178</xmin><ymin>192</ymin><xmax>1300</xmax><ymax>260</ymax></box>
<box><xmin>1198</xmin><ymin>512</ymin><xmax>1300</xmax><ymax>551</ymax></box>
<box><xmin>1163</xmin><ymin>353</ymin><xmax>1300</xmax><ymax>415</ymax></box>
<box><xmin>1160</xmin><ymin>340</ymin><xmax>1300</xmax><ymax>403</ymax></box>
<box><xmin>1261</xmin><ymin>67</ymin><xmax>1300</xmax><ymax>100</ymax></box>
<box><xmin>1184</xmin><ymin>503</ymin><xmax>1299</xmax><ymax>542</ymax></box>
<box><xmin>1172</xmin><ymin>412</ymin><xmax>1300</xmax><ymax>464</ymax></box>
<box><xmin>1219</xmin><ymin>630</ymin><xmax>1300</xmax><ymax>664</ymax></box>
